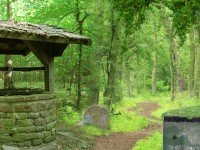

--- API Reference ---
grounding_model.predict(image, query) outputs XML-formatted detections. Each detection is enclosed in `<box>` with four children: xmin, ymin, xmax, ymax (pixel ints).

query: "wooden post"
<box><xmin>24</xmin><ymin>41</ymin><xmax>55</xmax><ymax>93</ymax></box>
<box><xmin>44</xmin><ymin>58</ymin><xmax>55</xmax><ymax>93</ymax></box>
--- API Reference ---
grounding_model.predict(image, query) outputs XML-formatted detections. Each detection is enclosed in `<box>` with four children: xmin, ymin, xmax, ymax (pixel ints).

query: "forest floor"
<box><xmin>54</xmin><ymin>101</ymin><xmax>162</xmax><ymax>150</ymax></box>
<box><xmin>94</xmin><ymin>101</ymin><xmax>162</xmax><ymax>150</ymax></box>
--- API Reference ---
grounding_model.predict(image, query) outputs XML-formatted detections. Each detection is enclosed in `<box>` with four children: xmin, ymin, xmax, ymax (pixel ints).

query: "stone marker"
<box><xmin>83</xmin><ymin>105</ymin><xmax>109</xmax><ymax>129</ymax></box>
<box><xmin>163</xmin><ymin>106</ymin><xmax>200</xmax><ymax>150</ymax></box>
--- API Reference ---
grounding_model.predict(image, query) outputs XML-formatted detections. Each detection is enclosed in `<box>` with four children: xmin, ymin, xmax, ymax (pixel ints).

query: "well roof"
<box><xmin>0</xmin><ymin>20</ymin><xmax>92</xmax><ymax>45</ymax></box>
<box><xmin>0</xmin><ymin>20</ymin><xmax>91</xmax><ymax>57</ymax></box>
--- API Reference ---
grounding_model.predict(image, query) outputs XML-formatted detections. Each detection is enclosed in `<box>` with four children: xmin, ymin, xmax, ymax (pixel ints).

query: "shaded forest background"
<box><xmin>0</xmin><ymin>0</ymin><xmax>199</xmax><ymax>111</ymax></box>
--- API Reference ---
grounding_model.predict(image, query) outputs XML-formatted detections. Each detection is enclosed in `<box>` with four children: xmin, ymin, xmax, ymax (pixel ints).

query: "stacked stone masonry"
<box><xmin>0</xmin><ymin>94</ymin><xmax>57</xmax><ymax>147</ymax></box>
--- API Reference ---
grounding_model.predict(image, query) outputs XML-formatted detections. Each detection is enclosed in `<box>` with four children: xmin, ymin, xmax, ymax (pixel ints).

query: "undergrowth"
<box><xmin>110</xmin><ymin>112</ymin><xmax>148</xmax><ymax>132</ymax></box>
<box><xmin>150</xmin><ymin>92</ymin><xmax>200</xmax><ymax>119</ymax></box>
<box><xmin>59</xmin><ymin>106</ymin><xmax>81</xmax><ymax>126</ymax></box>
<box><xmin>58</xmin><ymin>96</ymin><xmax>149</xmax><ymax>135</ymax></box>
<box><xmin>80</xmin><ymin>125</ymin><xmax>104</xmax><ymax>136</ymax></box>
<box><xmin>133</xmin><ymin>132</ymin><xmax>162</xmax><ymax>150</ymax></box>
<box><xmin>110</xmin><ymin>98</ymin><xmax>148</xmax><ymax>132</ymax></box>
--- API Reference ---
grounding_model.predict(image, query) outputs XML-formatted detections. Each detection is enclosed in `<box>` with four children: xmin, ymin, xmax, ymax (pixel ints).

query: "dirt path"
<box><xmin>94</xmin><ymin>101</ymin><xmax>162</xmax><ymax>150</ymax></box>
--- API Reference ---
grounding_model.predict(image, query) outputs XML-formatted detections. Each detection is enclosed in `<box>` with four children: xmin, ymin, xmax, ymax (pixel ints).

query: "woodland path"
<box><xmin>94</xmin><ymin>101</ymin><xmax>162</xmax><ymax>150</ymax></box>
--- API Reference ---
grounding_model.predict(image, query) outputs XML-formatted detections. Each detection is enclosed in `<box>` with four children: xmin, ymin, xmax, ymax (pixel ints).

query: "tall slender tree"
<box><xmin>4</xmin><ymin>0</ymin><xmax>13</xmax><ymax>89</ymax></box>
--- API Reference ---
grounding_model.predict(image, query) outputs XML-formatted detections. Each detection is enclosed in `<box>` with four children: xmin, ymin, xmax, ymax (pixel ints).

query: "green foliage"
<box><xmin>110</xmin><ymin>98</ymin><xmax>148</xmax><ymax>132</ymax></box>
<box><xmin>110</xmin><ymin>112</ymin><xmax>148</xmax><ymax>133</ymax></box>
<box><xmin>113</xmin><ymin>0</ymin><xmax>155</xmax><ymax>28</ymax></box>
<box><xmin>80</xmin><ymin>125</ymin><xmax>104</xmax><ymax>136</ymax></box>
<box><xmin>59</xmin><ymin>106</ymin><xmax>81</xmax><ymax>126</ymax></box>
<box><xmin>149</xmin><ymin>93</ymin><xmax>200</xmax><ymax>119</ymax></box>
<box><xmin>165</xmin><ymin>0</ymin><xmax>200</xmax><ymax>42</ymax></box>
<box><xmin>113</xmin><ymin>98</ymin><xmax>137</xmax><ymax>112</ymax></box>
<box><xmin>133</xmin><ymin>132</ymin><xmax>162</xmax><ymax>150</ymax></box>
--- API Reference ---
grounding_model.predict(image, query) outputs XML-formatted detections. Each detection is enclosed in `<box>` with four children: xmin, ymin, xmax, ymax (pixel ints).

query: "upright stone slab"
<box><xmin>163</xmin><ymin>106</ymin><xmax>200</xmax><ymax>150</ymax></box>
<box><xmin>83</xmin><ymin>105</ymin><xmax>109</xmax><ymax>129</ymax></box>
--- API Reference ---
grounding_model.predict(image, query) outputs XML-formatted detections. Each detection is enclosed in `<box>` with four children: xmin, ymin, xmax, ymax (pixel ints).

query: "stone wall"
<box><xmin>163</xmin><ymin>116</ymin><xmax>200</xmax><ymax>150</ymax></box>
<box><xmin>0</xmin><ymin>94</ymin><xmax>56</xmax><ymax>147</ymax></box>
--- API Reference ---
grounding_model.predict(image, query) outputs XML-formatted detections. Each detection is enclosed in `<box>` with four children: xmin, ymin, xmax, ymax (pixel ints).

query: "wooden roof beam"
<box><xmin>24</xmin><ymin>41</ymin><xmax>52</xmax><ymax>66</ymax></box>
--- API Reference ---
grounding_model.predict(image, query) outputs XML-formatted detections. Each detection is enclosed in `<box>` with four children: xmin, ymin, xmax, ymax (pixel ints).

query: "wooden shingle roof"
<box><xmin>0</xmin><ymin>20</ymin><xmax>92</xmax><ymax>45</ymax></box>
<box><xmin>0</xmin><ymin>20</ymin><xmax>92</xmax><ymax>57</ymax></box>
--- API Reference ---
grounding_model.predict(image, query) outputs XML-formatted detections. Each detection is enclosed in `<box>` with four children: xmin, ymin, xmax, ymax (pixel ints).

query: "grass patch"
<box><xmin>59</xmin><ymin>97</ymin><xmax>149</xmax><ymax>134</ymax></box>
<box><xmin>113</xmin><ymin>98</ymin><xmax>137</xmax><ymax>112</ymax></box>
<box><xmin>133</xmin><ymin>132</ymin><xmax>162</xmax><ymax>150</ymax></box>
<box><xmin>110</xmin><ymin>112</ymin><xmax>148</xmax><ymax>132</ymax></box>
<box><xmin>148</xmin><ymin>93</ymin><xmax>200</xmax><ymax>119</ymax></box>
<box><xmin>110</xmin><ymin>98</ymin><xmax>148</xmax><ymax>132</ymax></box>
<box><xmin>80</xmin><ymin>125</ymin><xmax>105</xmax><ymax>136</ymax></box>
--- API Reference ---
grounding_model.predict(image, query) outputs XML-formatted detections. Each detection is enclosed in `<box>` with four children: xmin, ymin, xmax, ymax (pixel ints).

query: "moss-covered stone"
<box><xmin>163</xmin><ymin>105</ymin><xmax>200</xmax><ymax>119</ymax></box>
<box><xmin>0</xmin><ymin>134</ymin><xmax>12</xmax><ymax>143</ymax></box>
<box><xmin>33</xmin><ymin>118</ymin><xmax>46</xmax><ymax>126</ymax></box>
<box><xmin>16</xmin><ymin>126</ymin><xmax>36</xmax><ymax>133</ymax></box>
<box><xmin>45</xmin><ymin>115</ymin><xmax>55</xmax><ymax>123</ymax></box>
<box><xmin>0</xmin><ymin>112</ymin><xmax>6</xmax><ymax>118</ymax></box>
<box><xmin>0</xmin><ymin>103</ymin><xmax>13</xmax><ymax>113</ymax></box>
<box><xmin>0</xmin><ymin>94</ymin><xmax>56</xmax><ymax>147</ymax></box>
<box><xmin>37</xmin><ymin>133</ymin><xmax>45</xmax><ymax>139</ymax></box>
<box><xmin>44</xmin><ymin>131</ymin><xmax>52</xmax><ymax>138</ymax></box>
<box><xmin>18</xmin><ymin>141</ymin><xmax>32</xmax><ymax>147</ymax></box>
<box><xmin>15</xmin><ymin>113</ymin><xmax>27</xmax><ymax>119</ymax></box>
<box><xmin>0</xmin><ymin>119</ymin><xmax>15</xmax><ymax>130</ymax></box>
<box><xmin>13</xmin><ymin>103</ymin><xmax>34</xmax><ymax>113</ymax></box>
<box><xmin>40</xmin><ymin>110</ymin><xmax>54</xmax><ymax>118</ymax></box>
<box><xmin>32</xmin><ymin>139</ymin><xmax>43</xmax><ymax>146</ymax></box>
<box><xmin>43</xmin><ymin>135</ymin><xmax>55</xmax><ymax>143</ymax></box>
<box><xmin>27</xmin><ymin>113</ymin><xmax>40</xmax><ymax>119</ymax></box>
<box><xmin>16</xmin><ymin>119</ymin><xmax>33</xmax><ymax>127</ymax></box>
<box><xmin>12</xmin><ymin>133</ymin><xmax>28</xmax><ymax>142</ymax></box>
<box><xmin>46</xmin><ymin>122</ymin><xmax>56</xmax><ymax>131</ymax></box>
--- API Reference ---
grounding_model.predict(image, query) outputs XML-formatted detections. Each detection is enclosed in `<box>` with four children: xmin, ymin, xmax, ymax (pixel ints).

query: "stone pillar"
<box><xmin>164</xmin><ymin>116</ymin><xmax>200</xmax><ymax>150</ymax></box>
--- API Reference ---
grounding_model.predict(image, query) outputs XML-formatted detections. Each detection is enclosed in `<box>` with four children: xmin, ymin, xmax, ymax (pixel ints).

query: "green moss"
<box><xmin>163</xmin><ymin>105</ymin><xmax>200</xmax><ymax>119</ymax></box>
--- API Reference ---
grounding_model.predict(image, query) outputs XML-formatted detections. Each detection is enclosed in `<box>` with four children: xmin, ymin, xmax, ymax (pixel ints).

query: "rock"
<box><xmin>2</xmin><ymin>143</ymin><xmax>57</xmax><ymax>150</ymax></box>
<box><xmin>2</xmin><ymin>145</ymin><xmax>19</xmax><ymax>150</ymax></box>
<box><xmin>83</xmin><ymin>105</ymin><xmax>109</xmax><ymax>129</ymax></box>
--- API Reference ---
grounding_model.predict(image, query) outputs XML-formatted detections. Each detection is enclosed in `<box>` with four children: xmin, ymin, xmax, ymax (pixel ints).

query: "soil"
<box><xmin>94</xmin><ymin>101</ymin><xmax>162</xmax><ymax>150</ymax></box>
<box><xmin>54</xmin><ymin>124</ymin><xmax>95</xmax><ymax>150</ymax></box>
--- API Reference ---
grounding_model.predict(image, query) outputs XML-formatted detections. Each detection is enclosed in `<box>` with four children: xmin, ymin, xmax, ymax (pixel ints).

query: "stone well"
<box><xmin>0</xmin><ymin>94</ymin><xmax>57</xmax><ymax>147</ymax></box>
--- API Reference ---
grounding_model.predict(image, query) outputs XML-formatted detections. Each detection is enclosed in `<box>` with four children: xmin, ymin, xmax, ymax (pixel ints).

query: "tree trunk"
<box><xmin>194</xmin><ymin>28</ymin><xmax>200</xmax><ymax>97</ymax></box>
<box><xmin>103</xmin><ymin>1</ymin><xmax>118</xmax><ymax>110</ymax></box>
<box><xmin>75</xmin><ymin>0</ymin><xmax>88</xmax><ymax>110</ymax></box>
<box><xmin>125</xmin><ymin>69</ymin><xmax>133</xmax><ymax>97</ymax></box>
<box><xmin>188</xmin><ymin>29</ymin><xmax>196</xmax><ymax>97</ymax></box>
<box><xmin>76</xmin><ymin>44</ymin><xmax>82</xmax><ymax>110</ymax></box>
<box><xmin>4</xmin><ymin>0</ymin><xmax>13</xmax><ymax>89</ymax></box>
<box><xmin>162</xmin><ymin>4</ymin><xmax>176</xmax><ymax>101</ymax></box>
<box><xmin>152</xmin><ymin>51</ymin><xmax>157</xmax><ymax>94</ymax></box>
<box><xmin>88</xmin><ymin>0</ymin><xmax>104</xmax><ymax>105</ymax></box>
<box><xmin>169</xmin><ymin>38</ymin><xmax>177</xmax><ymax>101</ymax></box>
<box><xmin>151</xmin><ymin>18</ymin><xmax>158</xmax><ymax>94</ymax></box>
